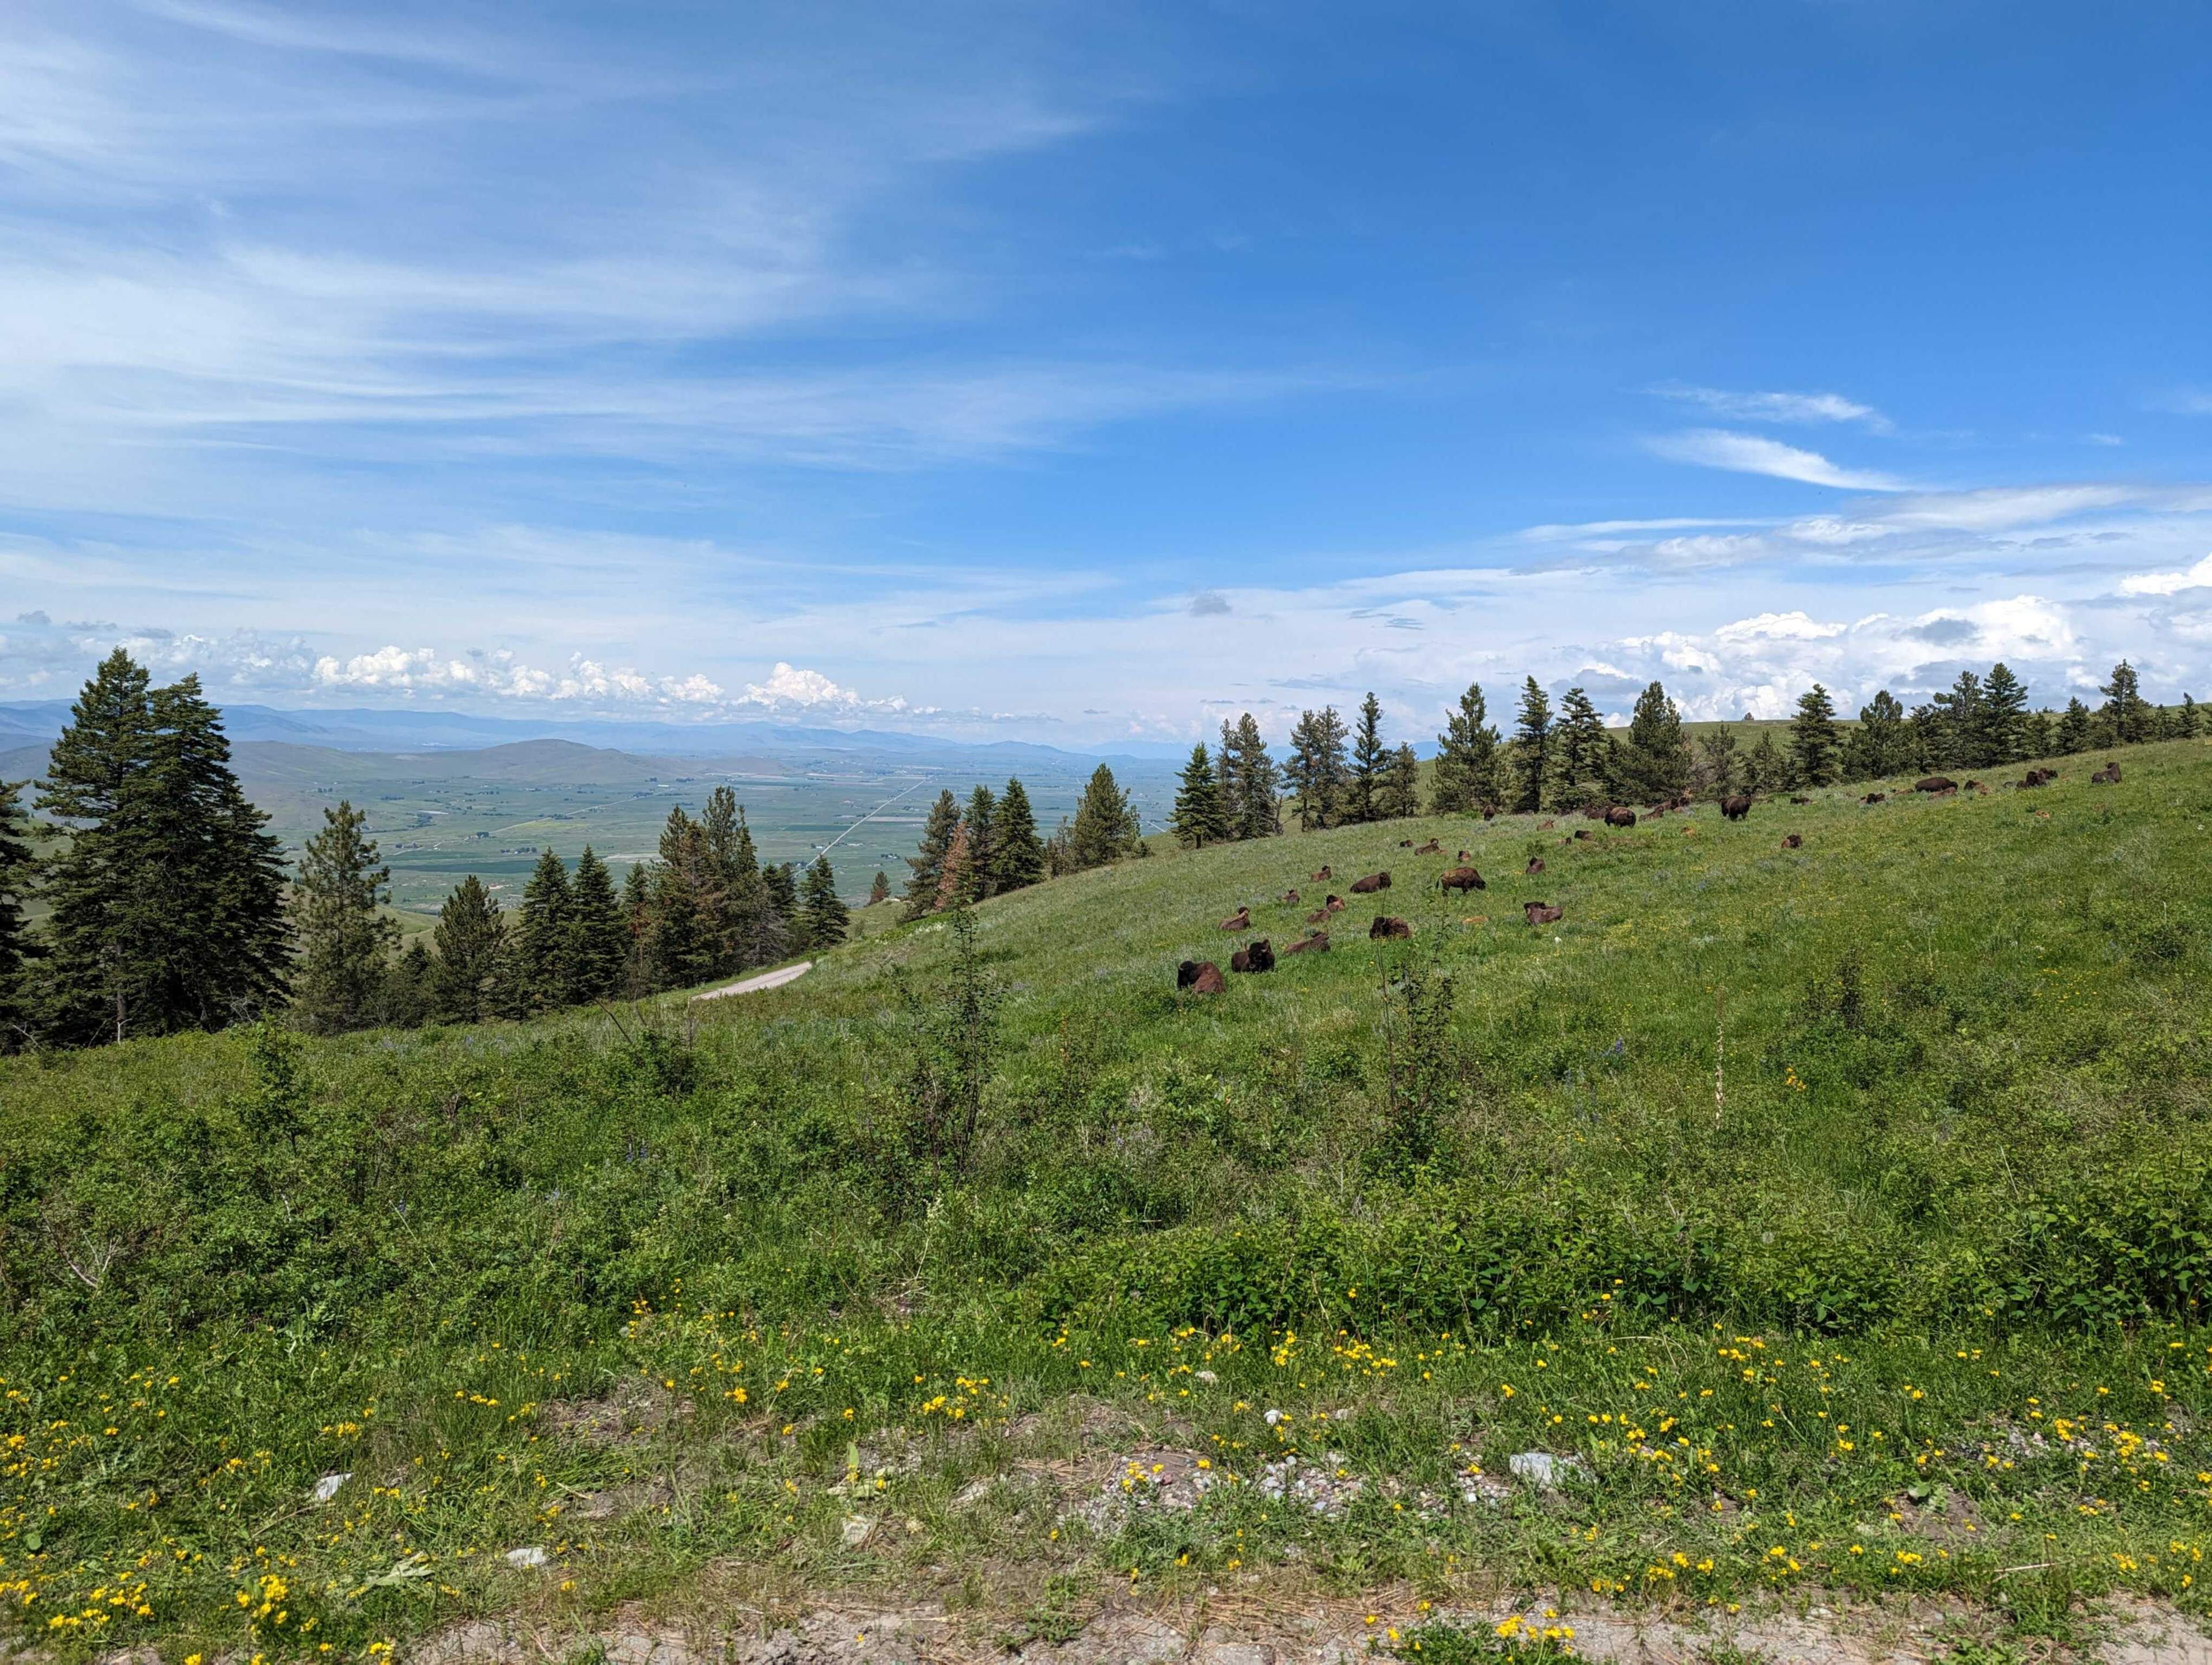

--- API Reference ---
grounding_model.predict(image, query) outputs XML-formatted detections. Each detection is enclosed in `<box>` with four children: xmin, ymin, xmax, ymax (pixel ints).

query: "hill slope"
<box><xmin>3</xmin><ymin>738</ymin><xmax>2211</xmax><ymax>1660</ymax></box>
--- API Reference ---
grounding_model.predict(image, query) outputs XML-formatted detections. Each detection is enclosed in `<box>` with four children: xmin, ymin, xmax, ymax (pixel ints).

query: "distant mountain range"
<box><xmin>0</xmin><ymin>700</ymin><xmax>1187</xmax><ymax>769</ymax></box>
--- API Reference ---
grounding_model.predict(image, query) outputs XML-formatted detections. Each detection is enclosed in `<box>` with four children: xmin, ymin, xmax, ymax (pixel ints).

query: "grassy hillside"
<box><xmin>4</xmin><ymin>738</ymin><xmax>2211</xmax><ymax>1659</ymax></box>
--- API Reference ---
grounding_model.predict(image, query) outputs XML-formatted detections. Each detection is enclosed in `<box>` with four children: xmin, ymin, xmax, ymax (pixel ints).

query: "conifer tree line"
<box><xmin>1157</xmin><ymin>658</ymin><xmax>2200</xmax><ymax>845</ymax></box>
<box><xmin>901</xmin><ymin>776</ymin><xmax>1052</xmax><ymax>918</ymax></box>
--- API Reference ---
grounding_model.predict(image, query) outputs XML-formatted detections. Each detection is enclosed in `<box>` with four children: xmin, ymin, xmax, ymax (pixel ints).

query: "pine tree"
<box><xmin>1509</xmin><ymin>677</ymin><xmax>1551</xmax><ymax>814</ymax></box>
<box><xmin>431</xmin><ymin>875</ymin><xmax>507</xmax><ymax>1023</ymax></box>
<box><xmin>2101</xmin><ymin>660</ymin><xmax>2152</xmax><ymax>744</ymax></box>
<box><xmin>1931</xmin><ymin>670</ymin><xmax>1986</xmax><ymax>768</ymax></box>
<box><xmin>0</xmin><ymin>778</ymin><xmax>36</xmax><ymax>1048</ymax></box>
<box><xmin>619</xmin><ymin>860</ymin><xmax>653</xmax><ymax>995</ymax></box>
<box><xmin>1431</xmin><ymin>682</ymin><xmax>1503</xmax><ymax>815</ymax></box>
<box><xmin>1171</xmin><ymin>744</ymin><xmax>1232</xmax><ymax>848</ymax></box>
<box><xmin>567</xmin><ymin>846</ymin><xmax>626</xmax><ymax>1002</ymax></box>
<box><xmin>934</xmin><ymin>821</ymin><xmax>972</xmax><ymax>911</ymax></box>
<box><xmin>647</xmin><ymin>808</ymin><xmax>713</xmax><ymax>989</ymax></box>
<box><xmin>2024</xmin><ymin>708</ymin><xmax>2055</xmax><ymax>759</ymax></box>
<box><xmin>1380</xmin><ymin>742</ymin><xmax>1422</xmax><ymax>819</ymax></box>
<box><xmin>762</xmin><ymin>860</ymin><xmax>798</xmax><ymax>933</ymax></box>
<box><xmin>1981</xmin><ymin>663</ymin><xmax>2031</xmax><ymax>765</ymax></box>
<box><xmin>290</xmin><ymin>799</ymin><xmax>398</xmax><ymax>1035</ymax></box>
<box><xmin>1221</xmin><ymin>714</ymin><xmax>1282</xmax><ymax>838</ymax></box>
<box><xmin>1745</xmin><ymin>731</ymin><xmax>1787</xmax><ymax>793</ymax></box>
<box><xmin>1545</xmin><ymin>688</ymin><xmax>1612</xmax><ymax>811</ymax></box>
<box><xmin>959</xmin><ymin>784</ymin><xmax>997</xmax><ymax>902</ymax></box>
<box><xmin>800</xmin><ymin>854</ymin><xmax>850</xmax><ymax>949</ymax></box>
<box><xmin>517</xmin><ymin>848</ymin><xmax>574</xmax><ymax>1011</ymax></box>
<box><xmin>2055</xmin><ymin>696</ymin><xmax>2093</xmax><ymax>755</ymax></box>
<box><xmin>2180</xmin><ymin>694</ymin><xmax>2200</xmax><ymax>739</ymax></box>
<box><xmin>989</xmin><ymin>777</ymin><xmax>1046</xmax><ymax>892</ymax></box>
<box><xmin>869</xmin><ymin>870</ymin><xmax>892</xmax><ymax>905</ymax></box>
<box><xmin>1693</xmin><ymin>727</ymin><xmax>1740</xmax><ymax>797</ymax></box>
<box><xmin>700</xmin><ymin>787</ymin><xmax>762</xmax><ymax>975</ymax></box>
<box><xmin>904</xmin><ymin>790</ymin><xmax>961</xmax><ymax>918</ymax></box>
<box><xmin>1843</xmin><ymin>691</ymin><xmax>1907</xmax><ymax>780</ymax></box>
<box><xmin>1618</xmin><ymin>681</ymin><xmax>1688</xmax><ymax>802</ymax></box>
<box><xmin>1349</xmin><ymin>692</ymin><xmax>1387</xmax><ymax>823</ymax></box>
<box><xmin>1069</xmin><ymin>764</ymin><xmax>1137</xmax><ymax>868</ymax></box>
<box><xmin>1283</xmin><ymin>707</ymin><xmax>1350</xmax><ymax>830</ymax></box>
<box><xmin>380</xmin><ymin>938</ymin><xmax>434</xmax><ymax>1029</ymax></box>
<box><xmin>1787</xmin><ymin>684</ymin><xmax>1841</xmax><ymax>787</ymax></box>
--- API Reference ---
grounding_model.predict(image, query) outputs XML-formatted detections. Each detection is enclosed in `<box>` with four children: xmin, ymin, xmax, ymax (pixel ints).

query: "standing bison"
<box><xmin>1721</xmin><ymin>795</ymin><xmax>1753</xmax><ymax>821</ymax></box>
<box><xmin>1439</xmin><ymin>866</ymin><xmax>1486</xmax><ymax>894</ymax></box>
<box><xmin>1914</xmin><ymin>776</ymin><xmax>1956</xmax><ymax>794</ymax></box>
<box><xmin>1604</xmin><ymin>806</ymin><xmax>1637</xmax><ymax>829</ymax></box>
<box><xmin>1349</xmin><ymin>871</ymin><xmax>1392</xmax><ymax>894</ymax></box>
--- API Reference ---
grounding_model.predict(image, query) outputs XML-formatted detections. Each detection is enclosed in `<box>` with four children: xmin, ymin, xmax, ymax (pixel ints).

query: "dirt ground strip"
<box><xmin>375</xmin><ymin>1592</ymin><xmax>2212</xmax><ymax>1665</ymax></box>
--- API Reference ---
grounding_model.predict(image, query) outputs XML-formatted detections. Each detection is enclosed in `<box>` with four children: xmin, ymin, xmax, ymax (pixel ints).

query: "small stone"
<box><xmin>840</xmin><ymin>1514</ymin><xmax>875</xmax><ymax>1547</ymax></box>
<box><xmin>1508</xmin><ymin>1451</ymin><xmax>1586</xmax><ymax>1490</ymax></box>
<box><xmin>1263</xmin><ymin>1408</ymin><xmax>1286</xmax><ymax>1425</ymax></box>
<box><xmin>503</xmin><ymin>1546</ymin><xmax>547</xmax><ymax>1569</ymax></box>
<box><xmin>311</xmin><ymin>1471</ymin><xmax>351</xmax><ymax>1503</ymax></box>
<box><xmin>1194</xmin><ymin>1370</ymin><xmax>1219</xmax><ymax>1385</ymax></box>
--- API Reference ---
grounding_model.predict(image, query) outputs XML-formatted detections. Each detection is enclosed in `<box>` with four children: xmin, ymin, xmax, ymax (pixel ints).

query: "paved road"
<box><xmin>691</xmin><ymin>961</ymin><xmax>813</xmax><ymax>1002</ymax></box>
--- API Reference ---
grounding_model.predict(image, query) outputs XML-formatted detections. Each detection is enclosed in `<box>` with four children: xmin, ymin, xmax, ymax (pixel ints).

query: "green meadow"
<box><xmin>5</xmin><ymin>738</ymin><xmax>2211</xmax><ymax>1659</ymax></box>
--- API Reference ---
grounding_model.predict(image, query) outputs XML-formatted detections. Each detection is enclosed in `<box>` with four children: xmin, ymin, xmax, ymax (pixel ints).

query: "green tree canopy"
<box><xmin>290</xmin><ymin>799</ymin><xmax>397</xmax><ymax>1036</ymax></box>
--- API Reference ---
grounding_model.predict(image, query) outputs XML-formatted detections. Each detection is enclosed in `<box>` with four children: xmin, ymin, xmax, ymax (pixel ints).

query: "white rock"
<box><xmin>840</xmin><ymin>1515</ymin><xmax>875</xmax><ymax>1548</ymax></box>
<box><xmin>1194</xmin><ymin>1370</ymin><xmax>1219</xmax><ymax>1385</ymax></box>
<box><xmin>1508</xmin><ymin>1451</ymin><xmax>1586</xmax><ymax>1490</ymax></box>
<box><xmin>311</xmin><ymin>1471</ymin><xmax>351</xmax><ymax>1503</ymax></box>
<box><xmin>1263</xmin><ymin>1408</ymin><xmax>1286</xmax><ymax>1425</ymax></box>
<box><xmin>503</xmin><ymin>1546</ymin><xmax>547</xmax><ymax>1569</ymax></box>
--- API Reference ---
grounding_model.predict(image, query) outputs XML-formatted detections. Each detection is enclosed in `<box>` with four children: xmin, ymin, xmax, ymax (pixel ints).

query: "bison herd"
<box><xmin>1177</xmin><ymin>757</ymin><xmax>2134</xmax><ymax>993</ymax></box>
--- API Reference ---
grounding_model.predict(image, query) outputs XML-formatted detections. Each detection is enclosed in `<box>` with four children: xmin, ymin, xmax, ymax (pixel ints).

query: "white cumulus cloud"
<box><xmin>2119</xmin><ymin>552</ymin><xmax>2212</xmax><ymax>597</ymax></box>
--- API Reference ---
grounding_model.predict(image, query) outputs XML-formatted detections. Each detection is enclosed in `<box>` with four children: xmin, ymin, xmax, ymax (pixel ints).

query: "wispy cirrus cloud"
<box><xmin>1644</xmin><ymin>428</ymin><xmax>1908</xmax><ymax>491</ymax></box>
<box><xmin>1652</xmin><ymin>382</ymin><xmax>1892</xmax><ymax>431</ymax></box>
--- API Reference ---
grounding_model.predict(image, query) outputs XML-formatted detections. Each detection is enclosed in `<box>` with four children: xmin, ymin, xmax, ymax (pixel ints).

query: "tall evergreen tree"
<box><xmin>1694</xmin><ymin>727</ymin><xmax>1740</xmax><ymax>797</ymax></box>
<box><xmin>380</xmin><ymin>938</ymin><xmax>434</xmax><ymax>1029</ymax></box>
<box><xmin>762</xmin><ymin>860</ymin><xmax>799</xmax><ymax>931</ymax></box>
<box><xmin>647</xmin><ymin>807</ymin><xmax>713</xmax><ymax>989</ymax></box>
<box><xmin>2101</xmin><ymin>659</ymin><xmax>2152</xmax><ymax>744</ymax></box>
<box><xmin>1931</xmin><ymin>669</ymin><xmax>1987</xmax><ymax>768</ymax></box>
<box><xmin>1349</xmin><ymin>692</ymin><xmax>1388</xmax><ymax>823</ymax></box>
<box><xmin>2180</xmin><ymin>694</ymin><xmax>2200</xmax><ymax>739</ymax></box>
<box><xmin>988</xmin><ymin>777</ymin><xmax>1046</xmax><ymax>892</ymax></box>
<box><xmin>1221</xmin><ymin>714</ymin><xmax>1282</xmax><ymax>838</ymax></box>
<box><xmin>904</xmin><ymin>790</ymin><xmax>961</xmax><ymax>918</ymax></box>
<box><xmin>290</xmin><ymin>799</ymin><xmax>397</xmax><ymax>1036</ymax></box>
<box><xmin>619</xmin><ymin>860</ymin><xmax>653</xmax><ymax>995</ymax></box>
<box><xmin>959</xmin><ymin>784</ymin><xmax>998</xmax><ymax>902</ymax></box>
<box><xmin>2055</xmin><ymin>696</ymin><xmax>2094</xmax><ymax>755</ymax></box>
<box><xmin>1509</xmin><ymin>677</ymin><xmax>1552</xmax><ymax>814</ymax></box>
<box><xmin>1283</xmin><ymin>706</ymin><xmax>1350</xmax><ymax>830</ymax></box>
<box><xmin>1069</xmin><ymin>764</ymin><xmax>1138</xmax><ymax>868</ymax></box>
<box><xmin>1170</xmin><ymin>744</ymin><xmax>1233</xmax><ymax>848</ymax></box>
<box><xmin>1981</xmin><ymin>663</ymin><xmax>2031</xmax><ymax>764</ymax></box>
<box><xmin>1787</xmin><ymin>684</ymin><xmax>1842</xmax><ymax>787</ymax></box>
<box><xmin>934</xmin><ymin>822</ymin><xmax>972</xmax><ymax>911</ymax></box>
<box><xmin>2024</xmin><ymin>708</ymin><xmax>2055</xmax><ymax>759</ymax></box>
<box><xmin>869</xmin><ymin>870</ymin><xmax>892</xmax><ymax>905</ymax></box>
<box><xmin>1431</xmin><ymin>682</ymin><xmax>1503</xmax><ymax>815</ymax></box>
<box><xmin>0</xmin><ymin>778</ymin><xmax>36</xmax><ymax>1047</ymax></box>
<box><xmin>1544</xmin><ymin>688</ymin><xmax>1612</xmax><ymax>811</ymax></box>
<box><xmin>1744</xmin><ymin>730</ymin><xmax>1788</xmax><ymax>793</ymax></box>
<box><xmin>1843</xmin><ymin>691</ymin><xmax>1908</xmax><ymax>780</ymax></box>
<box><xmin>1379</xmin><ymin>742</ymin><xmax>1423</xmax><ymax>820</ymax></box>
<box><xmin>699</xmin><ymin>787</ymin><xmax>762</xmax><ymax>974</ymax></box>
<box><xmin>567</xmin><ymin>846</ymin><xmax>626</xmax><ymax>1002</ymax></box>
<box><xmin>517</xmin><ymin>848</ymin><xmax>575</xmax><ymax>1011</ymax></box>
<box><xmin>431</xmin><ymin>875</ymin><xmax>507</xmax><ymax>1023</ymax></box>
<box><xmin>1618</xmin><ymin>681</ymin><xmax>1688</xmax><ymax>802</ymax></box>
<box><xmin>800</xmin><ymin>854</ymin><xmax>850</xmax><ymax>949</ymax></box>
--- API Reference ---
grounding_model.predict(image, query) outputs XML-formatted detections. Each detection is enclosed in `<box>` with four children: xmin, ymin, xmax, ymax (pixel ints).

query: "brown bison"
<box><xmin>2092</xmin><ymin>761</ymin><xmax>2123</xmax><ymax>784</ymax></box>
<box><xmin>1721</xmin><ymin>795</ymin><xmax>1753</xmax><ymax>821</ymax></box>
<box><xmin>1525</xmin><ymin>856</ymin><xmax>1545</xmax><ymax>875</ymax></box>
<box><xmin>1369</xmin><ymin>915</ymin><xmax>1412</xmax><ymax>940</ymax></box>
<box><xmin>1456</xmin><ymin>849</ymin><xmax>1472</xmax><ymax>861</ymax></box>
<box><xmin>1349</xmin><ymin>871</ymin><xmax>1392</xmax><ymax>894</ymax></box>
<box><xmin>1862</xmin><ymin>791</ymin><xmax>1886</xmax><ymax>805</ymax></box>
<box><xmin>1305</xmin><ymin>908</ymin><xmax>1330</xmax><ymax>925</ymax></box>
<box><xmin>1571</xmin><ymin>828</ymin><xmax>1594</xmax><ymax>841</ymax></box>
<box><xmin>1582</xmin><ymin>802</ymin><xmax>1611</xmax><ymax>821</ymax></box>
<box><xmin>1524</xmin><ymin>901</ymin><xmax>1564</xmax><ymax>926</ymax></box>
<box><xmin>1537</xmin><ymin>818</ymin><xmax>1555</xmax><ymax>830</ymax></box>
<box><xmin>1439</xmin><ymin>865</ymin><xmax>1486</xmax><ymax>893</ymax></box>
<box><xmin>1397</xmin><ymin>837</ymin><xmax>1414</xmax><ymax>848</ymax></box>
<box><xmin>1414</xmin><ymin>837</ymin><xmax>1442</xmax><ymax>855</ymax></box>
<box><xmin>2018</xmin><ymin>768</ymin><xmax>2055</xmax><ymax>787</ymax></box>
<box><xmin>1789</xmin><ymin>795</ymin><xmax>1810</xmax><ymax>805</ymax></box>
<box><xmin>1282</xmin><ymin>888</ymin><xmax>1301</xmax><ymax>905</ymax></box>
<box><xmin>1281</xmin><ymin>930</ymin><xmax>1330</xmax><ymax>955</ymax></box>
<box><xmin>1325</xmin><ymin>894</ymin><xmax>1346</xmax><ymax>913</ymax></box>
<box><xmin>1229</xmin><ymin>939</ymin><xmax>1276</xmax><ymax>974</ymax></box>
<box><xmin>1310</xmin><ymin>864</ymin><xmax>1332</xmax><ymax>882</ymax></box>
<box><xmin>1219</xmin><ymin>906</ymin><xmax>1251</xmax><ymax>931</ymax></box>
<box><xmin>1176</xmin><ymin>960</ymin><xmax>1225</xmax><ymax>994</ymax></box>
<box><xmin>1604</xmin><ymin>806</ymin><xmax>1637</xmax><ymax>829</ymax></box>
<box><xmin>1914</xmin><ymin>776</ymin><xmax>1956</xmax><ymax>794</ymax></box>
<box><xmin>1782</xmin><ymin>833</ymin><xmax>1802</xmax><ymax>850</ymax></box>
<box><xmin>1482</xmin><ymin>808</ymin><xmax>1497</xmax><ymax>821</ymax></box>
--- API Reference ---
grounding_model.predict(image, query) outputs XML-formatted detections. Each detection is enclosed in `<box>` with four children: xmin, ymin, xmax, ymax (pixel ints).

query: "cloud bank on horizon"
<box><xmin>1</xmin><ymin>1</ymin><xmax>2209</xmax><ymax>747</ymax></box>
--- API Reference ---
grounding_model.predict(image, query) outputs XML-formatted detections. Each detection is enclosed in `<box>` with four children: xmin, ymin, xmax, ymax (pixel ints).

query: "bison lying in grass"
<box><xmin>1369</xmin><ymin>915</ymin><xmax>1412</xmax><ymax>940</ymax></box>
<box><xmin>1349</xmin><ymin>871</ymin><xmax>1392</xmax><ymax>894</ymax></box>
<box><xmin>1230</xmin><ymin>939</ymin><xmax>1275</xmax><ymax>974</ymax></box>
<box><xmin>1176</xmin><ymin>960</ymin><xmax>1225</xmax><ymax>994</ymax></box>
<box><xmin>1524</xmin><ymin>900</ymin><xmax>1564</xmax><ymax>925</ymax></box>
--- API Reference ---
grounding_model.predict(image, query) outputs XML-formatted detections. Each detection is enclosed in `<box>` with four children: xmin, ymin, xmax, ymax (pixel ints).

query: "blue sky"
<box><xmin>2</xmin><ymin>0</ymin><xmax>2209</xmax><ymax>746</ymax></box>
